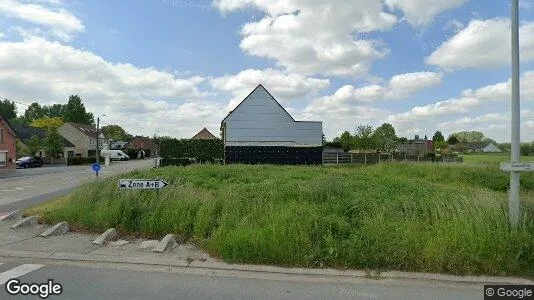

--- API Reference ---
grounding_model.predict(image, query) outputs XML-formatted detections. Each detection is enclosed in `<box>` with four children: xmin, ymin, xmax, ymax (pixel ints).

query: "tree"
<box><xmin>26</xmin><ymin>135</ymin><xmax>42</xmax><ymax>156</ymax></box>
<box><xmin>424</xmin><ymin>134</ymin><xmax>428</xmax><ymax>140</ymax></box>
<box><xmin>322</xmin><ymin>133</ymin><xmax>326</xmax><ymax>145</ymax></box>
<box><xmin>0</xmin><ymin>99</ymin><xmax>18</xmax><ymax>121</ymax></box>
<box><xmin>447</xmin><ymin>135</ymin><xmax>459</xmax><ymax>145</ymax></box>
<box><xmin>451</xmin><ymin>131</ymin><xmax>485</xmax><ymax>143</ymax></box>
<box><xmin>432</xmin><ymin>131</ymin><xmax>445</xmax><ymax>142</ymax></box>
<box><xmin>63</xmin><ymin>95</ymin><xmax>94</xmax><ymax>124</ymax></box>
<box><xmin>338</xmin><ymin>131</ymin><xmax>353</xmax><ymax>150</ymax></box>
<box><xmin>397</xmin><ymin>137</ymin><xmax>408</xmax><ymax>144</ymax></box>
<box><xmin>43</xmin><ymin>129</ymin><xmax>64</xmax><ymax>163</ymax></box>
<box><xmin>353</xmin><ymin>125</ymin><xmax>376</xmax><ymax>150</ymax></box>
<box><xmin>42</xmin><ymin>104</ymin><xmax>66</xmax><ymax>118</ymax></box>
<box><xmin>101</xmin><ymin>124</ymin><xmax>129</xmax><ymax>141</ymax></box>
<box><xmin>31</xmin><ymin>117</ymin><xmax>64</xmax><ymax>131</ymax></box>
<box><xmin>373</xmin><ymin>123</ymin><xmax>397</xmax><ymax>152</ymax></box>
<box><xmin>23</xmin><ymin>102</ymin><xmax>44</xmax><ymax>124</ymax></box>
<box><xmin>435</xmin><ymin>140</ymin><xmax>448</xmax><ymax>151</ymax></box>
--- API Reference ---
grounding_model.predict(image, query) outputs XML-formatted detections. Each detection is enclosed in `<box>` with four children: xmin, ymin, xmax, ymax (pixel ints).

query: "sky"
<box><xmin>1</xmin><ymin>0</ymin><xmax>534</xmax><ymax>142</ymax></box>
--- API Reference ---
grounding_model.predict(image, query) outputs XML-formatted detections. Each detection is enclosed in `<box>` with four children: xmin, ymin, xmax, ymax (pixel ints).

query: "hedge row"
<box><xmin>158</xmin><ymin>138</ymin><xmax>223</xmax><ymax>163</ymax></box>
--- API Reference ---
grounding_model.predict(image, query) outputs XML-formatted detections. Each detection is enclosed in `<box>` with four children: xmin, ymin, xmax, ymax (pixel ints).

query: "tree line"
<box><xmin>327</xmin><ymin>123</ymin><xmax>523</xmax><ymax>153</ymax></box>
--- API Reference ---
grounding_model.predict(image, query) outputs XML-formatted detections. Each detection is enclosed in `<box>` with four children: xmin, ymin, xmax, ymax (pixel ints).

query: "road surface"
<box><xmin>0</xmin><ymin>159</ymin><xmax>154</xmax><ymax>212</ymax></box>
<box><xmin>0</xmin><ymin>259</ymin><xmax>482</xmax><ymax>300</ymax></box>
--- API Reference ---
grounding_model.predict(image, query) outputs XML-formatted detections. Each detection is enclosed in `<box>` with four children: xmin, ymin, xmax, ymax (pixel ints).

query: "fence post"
<box><xmin>336</xmin><ymin>153</ymin><xmax>339</xmax><ymax>165</ymax></box>
<box><xmin>378</xmin><ymin>154</ymin><xmax>381</xmax><ymax>163</ymax></box>
<box><xmin>351</xmin><ymin>153</ymin><xmax>353</xmax><ymax>164</ymax></box>
<box><xmin>417</xmin><ymin>155</ymin><xmax>420</xmax><ymax>163</ymax></box>
<box><xmin>442</xmin><ymin>156</ymin><xmax>445</xmax><ymax>163</ymax></box>
<box><xmin>404</xmin><ymin>154</ymin><xmax>406</xmax><ymax>162</ymax></box>
<box><xmin>364</xmin><ymin>154</ymin><xmax>367</xmax><ymax>165</ymax></box>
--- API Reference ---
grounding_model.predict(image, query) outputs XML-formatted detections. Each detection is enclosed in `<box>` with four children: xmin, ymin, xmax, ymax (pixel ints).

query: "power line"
<box><xmin>0</xmin><ymin>96</ymin><xmax>33</xmax><ymax>108</ymax></box>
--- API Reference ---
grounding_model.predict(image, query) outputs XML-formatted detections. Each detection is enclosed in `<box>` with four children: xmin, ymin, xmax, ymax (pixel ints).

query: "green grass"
<box><xmin>26</xmin><ymin>163</ymin><xmax>534</xmax><ymax>277</ymax></box>
<box><xmin>462</xmin><ymin>153</ymin><xmax>534</xmax><ymax>165</ymax></box>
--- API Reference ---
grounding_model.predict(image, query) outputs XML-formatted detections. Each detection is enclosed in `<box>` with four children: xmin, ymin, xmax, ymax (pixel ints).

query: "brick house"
<box><xmin>57</xmin><ymin>122</ymin><xmax>108</xmax><ymax>157</ymax></box>
<box><xmin>192</xmin><ymin>128</ymin><xmax>218</xmax><ymax>140</ymax></box>
<box><xmin>126</xmin><ymin>136</ymin><xmax>159</xmax><ymax>157</ymax></box>
<box><xmin>0</xmin><ymin>116</ymin><xmax>18</xmax><ymax>169</ymax></box>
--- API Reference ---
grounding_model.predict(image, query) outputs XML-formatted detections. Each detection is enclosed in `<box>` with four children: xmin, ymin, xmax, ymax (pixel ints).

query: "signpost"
<box><xmin>92</xmin><ymin>163</ymin><xmax>101</xmax><ymax>178</ymax></box>
<box><xmin>119</xmin><ymin>179</ymin><xmax>168</xmax><ymax>190</ymax></box>
<box><xmin>500</xmin><ymin>162</ymin><xmax>534</xmax><ymax>172</ymax></box>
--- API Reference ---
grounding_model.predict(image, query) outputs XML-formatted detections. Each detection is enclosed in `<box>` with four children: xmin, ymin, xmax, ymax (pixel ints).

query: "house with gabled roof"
<box><xmin>13</xmin><ymin>124</ymin><xmax>76</xmax><ymax>158</ymax></box>
<box><xmin>220</xmin><ymin>84</ymin><xmax>323</xmax><ymax>164</ymax></box>
<box><xmin>192</xmin><ymin>128</ymin><xmax>218</xmax><ymax>140</ymax></box>
<box><xmin>0</xmin><ymin>116</ymin><xmax>18</xmax><ymax>169</ymax></box>
<box><xmin>57</xmin><ymin>122</ymin><xmax>108</xmax><ymax>157</ymax></box>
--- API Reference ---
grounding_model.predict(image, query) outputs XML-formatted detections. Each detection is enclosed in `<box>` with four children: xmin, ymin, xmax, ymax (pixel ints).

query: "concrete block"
<box><xmin>139</xmin><ymin>240</ymin><xmax>158</xmax><ymax>250</ymax></box>
<box><xmin>11</xmin><ymin>216</ymin><xmax>38</xmax><ymax>229</ymax></box>
<box><xmin>0</xmin><ymin>210</ymin><xmax>21</xmax><ymax>221</ymax></box>
<box><xmin>109</xmin><ymin>239</ymin><xmax>129</xmax><ymax>246</ymax></box>
<box><xmin>152</xmin><ymin>234</ymin><xmax>177</xmax><ymax>253</ymax></box>
<box><xmin>40</xmin><ymin>222</ymin><xmax>69</xmax><ymax>237</ymax></box>
<box><xmin>92</xmin><ymin>228</ymin><xmax>118</xmax><ymax>245</ymax></box>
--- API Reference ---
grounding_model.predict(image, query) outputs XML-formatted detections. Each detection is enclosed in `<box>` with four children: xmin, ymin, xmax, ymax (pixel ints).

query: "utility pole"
<box><xmin>509</xmin><ymin>0</ymin><xmax>521</xmax><ymax>226</ymax></box>
<box><xmin>95</xmin><ymin>114</ymin><xmax>106</xmax><ymax>164</ymax></box>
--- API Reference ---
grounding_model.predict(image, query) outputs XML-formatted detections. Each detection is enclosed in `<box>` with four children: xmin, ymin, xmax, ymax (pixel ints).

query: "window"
<box><xmin>0</xmin><ymin>152</ymin><xmax>6</xmax><ymax>166</ymax></box>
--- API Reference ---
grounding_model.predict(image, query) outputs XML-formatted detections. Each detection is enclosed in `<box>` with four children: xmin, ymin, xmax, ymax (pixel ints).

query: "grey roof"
<box><xmin>13</xmin><ymin>124</ymin><xmax>76</xmax><ymax>148</ymax></box>
<box><xmin>67</xmin><ymin>122</ymin><xmax>101</xmax><ymax>138</ymax></box>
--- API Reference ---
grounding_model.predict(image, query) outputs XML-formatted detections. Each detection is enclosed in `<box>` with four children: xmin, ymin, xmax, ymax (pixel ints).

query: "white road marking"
<box><xmin>0</xmin><ymin>264</ymin><xmax>44</xmax><ymax>285</ymax></box>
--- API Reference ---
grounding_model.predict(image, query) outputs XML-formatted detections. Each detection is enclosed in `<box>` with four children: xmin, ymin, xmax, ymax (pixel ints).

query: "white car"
<box><xmin>101</xmin><ymin>150</ymin><xmax>130</xmax><ymax>161</ymax></box>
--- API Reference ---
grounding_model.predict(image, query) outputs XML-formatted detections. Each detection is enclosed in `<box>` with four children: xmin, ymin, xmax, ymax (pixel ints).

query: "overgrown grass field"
<box><xmin>27</xmin><ymin>163</ymin><xmax>534</xmax><ymax>276</ymax></box>
<box><xmin>462</xmin><ymin>153</ymin><xmax>534</xmax><ymax>165</ymax></box>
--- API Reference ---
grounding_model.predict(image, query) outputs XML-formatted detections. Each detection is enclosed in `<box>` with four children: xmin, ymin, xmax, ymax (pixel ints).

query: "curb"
<box><xmin>10</xmin><ymin>216</ymin><xmax>38</xmax><ymax>229</ymax></box>
<box><xmin>0</xmin><ymin>249</ymin><xmax>531</xmax><ymax>286</ymax></box>
<box><xmin>92</xmin><ymin>228</ymin><xmax>118</xmax><ymax>245</ymax></box>
<box><xmin>40</xmin><ymin>222</ymin><xmax>69</xmax><ymax>237</ymax></box>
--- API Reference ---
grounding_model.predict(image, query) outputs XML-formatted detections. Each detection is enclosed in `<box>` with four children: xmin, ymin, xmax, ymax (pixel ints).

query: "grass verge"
<box><xmin>25</xmin><ymin>163</ymin><xmax>534</xmax><ymax>277</ymax></box>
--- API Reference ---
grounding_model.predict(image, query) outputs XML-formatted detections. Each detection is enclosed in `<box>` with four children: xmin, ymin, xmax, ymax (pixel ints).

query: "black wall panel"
<box><xmin>225</xmin><ymin>146</ymin><xmax>322</xmax><ymax>165</ymax></box>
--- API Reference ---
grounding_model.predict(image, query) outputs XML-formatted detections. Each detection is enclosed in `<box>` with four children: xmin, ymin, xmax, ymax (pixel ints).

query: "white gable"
<box><xmin>222</xmin><ymin>85</ymin><xmax>322</xmax><ymax>146</ymax></box>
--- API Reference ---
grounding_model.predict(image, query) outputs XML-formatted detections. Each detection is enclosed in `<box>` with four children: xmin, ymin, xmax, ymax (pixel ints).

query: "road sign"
<box><xmin>119</xmin><ymin>179</ymin><xmax>169</xmax><ymax>190</ymax></box>
<box><xmin>500</xmin><ymin>162</ymin><xmax>534</xmax><ymax>172</ymax></box>
<box><xmin>92</xmin><ymin>163</ymin><xmax>101</xmax><ymax>173</ymax></box>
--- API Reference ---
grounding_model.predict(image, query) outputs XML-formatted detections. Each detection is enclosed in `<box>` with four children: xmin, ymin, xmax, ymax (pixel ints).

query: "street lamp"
<box><xmin>96</xmin><ymin>114</ymin><xmax>106</xmax><ymax>164</ymax></box>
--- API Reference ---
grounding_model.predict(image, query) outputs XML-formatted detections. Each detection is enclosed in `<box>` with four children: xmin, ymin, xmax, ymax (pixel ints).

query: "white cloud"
<box><xmin>210</xmin><ymin>68</ymin><xmax>330</xmax><ymax>110</ymax></box>
<box><xmin>385</xmin><ymin>0</ymin><xmax>466</xmax><ymax>27</ymax></box>
<box><xmin>213</xmin><ymin>0</ymin><xmax>397</xmax><ymax>76</ymax></box>
<box><xmin>0</xmin><ymin>0</ymin><xmax>83</xmax><ymax>41</ymax></box>
<box><xmin>0</xmin><ymin>36</ymin><xmax>220</xmax><ymax>137</ymax></box>
<box><xmin>426</xmin><ymin>18</ymin><xmax>534</xmax><ymax>69</ymax></box>
<box><xmin>310</xmin><ymin>71</ymin><xmax>442</xmax><ymax>108</ymax></box>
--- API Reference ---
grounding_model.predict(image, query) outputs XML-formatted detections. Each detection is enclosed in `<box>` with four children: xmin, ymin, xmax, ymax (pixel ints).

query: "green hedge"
<box><xmin>158</xmin><ymin>138</ymin><xmax>223</xmax><ymax>163</ymax></box>
<box><xmin>67</xmin><ymin>156</ymin><xmax>104</xmax><ymax>166</ymax></box>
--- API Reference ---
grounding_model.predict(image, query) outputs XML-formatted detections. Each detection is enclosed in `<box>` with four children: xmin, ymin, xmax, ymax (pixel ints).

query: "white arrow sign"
<box><xmin>119</xmin><ymin>179</ymin><xmax>169</xmax><ymax>190</ymax></box>
<box><xmin>500</xmin><ymin>162</ymin><xmax>534</xmax><ymax>172</ymax></box>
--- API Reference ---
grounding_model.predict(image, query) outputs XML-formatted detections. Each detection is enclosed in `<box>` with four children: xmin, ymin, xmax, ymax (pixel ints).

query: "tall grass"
<box><xmin>35</xmin><ymin>164</ymin><xmax>534</xmax><ymax>276</ymax></box>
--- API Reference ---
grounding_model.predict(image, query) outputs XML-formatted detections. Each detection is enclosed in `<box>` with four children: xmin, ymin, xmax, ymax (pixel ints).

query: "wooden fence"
<box><xmin>322</xmin><ymin>152</ymin><xmax>463</xmax><ymax>165</ymax></box>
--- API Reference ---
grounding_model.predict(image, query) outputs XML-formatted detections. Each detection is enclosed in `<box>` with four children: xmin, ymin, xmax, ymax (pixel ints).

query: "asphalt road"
<box><xmin>0</xmin><ymin>260</ymin><xmax>482</xmax><ymax>300</ymax></box>
<box><xmin>0</xmin><ymin>159</ymin><xmax>154</xmax><ymax>212</ymax></box>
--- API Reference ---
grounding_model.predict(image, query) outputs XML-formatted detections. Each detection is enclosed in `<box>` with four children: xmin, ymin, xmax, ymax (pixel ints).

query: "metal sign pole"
<box><xmin>509</xmin><ymin>0</ymin><xmax>521</xmax><ymax>227</ymax></box>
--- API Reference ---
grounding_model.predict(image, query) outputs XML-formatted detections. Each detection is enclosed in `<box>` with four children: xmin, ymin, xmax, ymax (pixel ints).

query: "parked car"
<box><xmin>16</xmin><ymin>156</ymin><xmax>43</xmax><ymax>168</ymax></box>
<box><xmin>100</xmin><ymin>150</ymin><xmax>130</xmax><ymax>161</ymax></box>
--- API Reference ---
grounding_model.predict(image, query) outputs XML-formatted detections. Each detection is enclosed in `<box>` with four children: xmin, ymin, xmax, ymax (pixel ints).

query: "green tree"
<box><xmin>42</xmin><ymin>104</ymin><xmax>66</xmax><ymax>118</ymax></box>
<box><xmin>31</xmin><ymin>117</ymin><xmax>64</xmax><ymax>131</ymax></box>
<box><xmin>432</xmin><ymin>131</ymin><xmax>445</xmax><ymax>142</ymax></box>
<box><xmin>101</xmin><ymin>124</ymin><xmax>129</xmax><ymax>141</ymax></box>
<box><xmin>447</xmin><ymin>135</ymin><xmax>459</xmax><ymax>145</ymax></box>
<box><xmin>26</xmin><ymin>135</ymin><xmax>42</xmax><ymax>156</ymax></box>
<box><xmin>338</xmin><ymin>131</ymin><xmax>353</xmax><ymax>150</ymax></box>
<box><xmin>353</xmin><ymin>125</ymin><xmax>376</xmax><ymax>150</ymax></box>
<box><xmin>23</xmin><ymin>102</ymin><xmax>44</xmax><ymax>123</ymax></box>
<box><xmin>63</xmin><ymin>95</ymin><xmax>94</xmax><ymax>124</ymax></box>
<box><xmin>0</xmin><ymin>99</ymin><xmax>18</xmax><ymax>120</ymax></box>
<box><xmin>435</xmin><ymin>140</ymin><xmax>448</xmax><ymax>151</ymax></box>
<box><xmin>397</xmin><ymin>137</ymin><xmax>408</xmax><ymax>144</ymax></box>
<box><xmin>43</xmin><ymin>129</ymin><xmax>64</xmax><ymax>163</ymax></box>
<box><xmin>373</xmin><ymin>123</ymin><xmax>397</xmax><ymax>152</ymax></box>
<box><xmin>451</xmin><ymin>131</ymin><xmax>485</xmax><ymax>143</ymax></box>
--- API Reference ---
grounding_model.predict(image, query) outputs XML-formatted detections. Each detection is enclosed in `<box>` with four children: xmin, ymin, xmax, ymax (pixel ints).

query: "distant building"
<box><xmin>110</xmin><ymin>141</ymin><xmax>128</xmax><ymax>149</ymax></box>
<box><xmin>126</xmin><ymin>136</ymin><xmax>159</xmax><ymax>157</ymax></box>
<box><xmin>397</xmin><ymin>135</ymin><xmax>434</xmax><ymax>155</ymax></box>
<box><xmin>192</xmin><ymin>128</ymin><xmax>218</xmax><ymax>140</ymax></box>
<box><xmin>221</xmin><ymin>84</ymin><xmax>322</xmax><ymax>164</ymax></box>
<box><xmin>13</xmin><ymin>124</ymin><xmax>76</xmax><ymax>158</ymax></box>
<box><xmin>57</xmin><ymin>122</ymin><xmax>109</xmax><ymax>157</ymax></box>
<box><xmin>449</xmin><ymin>142</ymin><xmax>502</xmax><ymax>153</ymax></box>
<box><xmin>0</xmin><ymin>116</ymin><xmax>18</xmax><ymax>169</ymax></box>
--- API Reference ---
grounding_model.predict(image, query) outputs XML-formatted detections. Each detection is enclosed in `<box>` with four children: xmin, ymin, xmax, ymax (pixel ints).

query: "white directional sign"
<box><xmin>500</xmin><ymin>162</ymin><xmax>534</xmax><ymax>172</ymax></box>
<box><xmin>119</xmin><ymin>179</ymin><xmax>169</xmax><ymax>190</ymax></box>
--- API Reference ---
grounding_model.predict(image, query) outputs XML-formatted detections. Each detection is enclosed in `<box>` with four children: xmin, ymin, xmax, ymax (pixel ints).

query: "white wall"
<box><xmin>223</xmin><ymin>86</ymin><xmax>322</xmax><ymax>146</ymax></box>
